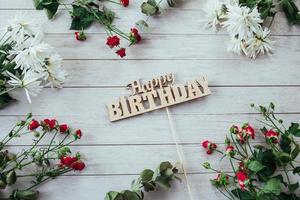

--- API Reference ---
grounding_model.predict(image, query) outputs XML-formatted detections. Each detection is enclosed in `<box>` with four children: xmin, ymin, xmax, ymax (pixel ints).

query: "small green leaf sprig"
<box><xmin>201</xmin><ymin>103</ymin><xmax>300</xmax><ymax>200</ymax></box>
<box><xmin>33</xmin><ymin>0</ymin><xmax>142</xmax><ymax>58</ymax></box>
<box><xmin>0</xmin><ymin>113</ymin><xmax>85</xmax><ymax>200</ymax></box>
<box><xmin>105</xmin><ymin>161</ymin><xmax>180</xmax><ymax>200</ymax></box>
<box><xmin>137</xmin><ymin>0</ymin><xmax>178</xmax><ymax>30</ymax></box>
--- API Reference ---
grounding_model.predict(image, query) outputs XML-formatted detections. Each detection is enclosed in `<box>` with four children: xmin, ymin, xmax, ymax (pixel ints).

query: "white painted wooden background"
<box><xmin>1</xmin><ymin>0</ymin><xmax>300</xmax><ymax>199</ymax></box>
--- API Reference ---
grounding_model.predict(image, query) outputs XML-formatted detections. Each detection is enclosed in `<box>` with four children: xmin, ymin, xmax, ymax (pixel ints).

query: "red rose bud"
<box><xmin>28</xmin><ymin>119</ymin><xmax>40</xmax><ymax>131</ymax></box>
<box><xmin>116</xmin><ymin>48</ymin><xmax>126</xmax><ymax>58</ymax></box>
<box><xmin>60</xmin><ymin>156</ymin><xmax>78</xmax><ymax>167</ymax></box>
<box><xmin>59</xmin><ymin>124</ymin><xmax>69</xmax><ymax>133</ymax></box>
<box><xmin>74</xmin><ymin>129</ymin><xmax>82</xmax><ymax>139</ymax></box>
<box><xmin>265</xmin><ymin>130</ymin><xmax>279</xmax><ymax>143</ymax></box>
<box><xmin>230</xmin><ymin>125</ymin><xmax>240</xmax><ymax>134</ymax></box>
<box><xmin>201</xmin><ymin>140</ymin><xmax>217</xmax><ymax>155</ymax></box>
<box><xmin>120</xmin><ymin>0</ymin><xmax>129</xmax><ymax>7</ymax></box>
<box><xmin>43</xmin><ymin>119</ymin><xmax>57</xmax><ymax>130</ymax></box>
<box><xmin>243</xmin><ymin>124</ymin><xmax>255</xmax><ymax>139</ymax></box>
<box><xmin>71</xmin><ymin>161</ymin><xmax>85</xmax><ymax>171</ymax></box>
<box><xmin>130</xmin><ymin>28</ymin><xmax>141</xmax><ymax>44</ymax></box>
<box><xmin>225</xmin><ymin>145</ymin><xmax>235</xmax><ymax>157</ymax></box>
<box><xmin>236</xmin><ymin>171</ymin><xmax>249</xmax><ymax>191</ymax></box>
<box><xmin>75</xmin><ymin>31</ymin><xmax>86</xmax><ymax>41</ymax></box>
<box><xmin>106</xmin><ymin>36</ymin><xmax>120</xmax><ymax>48</ymax></box>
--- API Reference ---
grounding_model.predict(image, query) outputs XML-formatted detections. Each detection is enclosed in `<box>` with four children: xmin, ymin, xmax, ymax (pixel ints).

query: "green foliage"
<box><xmin>263</xmin><ymin>178</ymin><xmax>281</xmax><ymax>195</ymax></box>
<box><xmin>231</xmin><ymin>188</ymin><xmax>255</xmax><ymax>200</ymax></box>
<box><xmin>281</xmin><ymin>0</ymin><xmax>300</xmax><ymax>24</ymax></box>
<box><xmin>32</xmin><ymin>0</ymin><xmax>59</xmax><ymax>19</ymax></box>
<box><xmin>247</xmin><ymin>160</ymin><xmax>264</xmax><ymax>173</ymax></box>
<box><xmin>288</xmin><ymin>123</ymin><xmax>300</xmax><ymax>137</ymax></box>
<box><xmin>70</xmin><ymin>5</ymin><xmax>95</xmax><ymax>30</ymax></box>
<box><xmin>239</xmin><ymin>0</ymin><xmax>276</xmax><ymax>19</ymax></box>
<box><xmin>105</xmin><ymin>162</ymin><xmax>180</xmax><ymax>200</ymax></box>
<box><xmin>141</xmin><ymin>0</ymin><xmax>161</xmax><ymax>16</ymax></box>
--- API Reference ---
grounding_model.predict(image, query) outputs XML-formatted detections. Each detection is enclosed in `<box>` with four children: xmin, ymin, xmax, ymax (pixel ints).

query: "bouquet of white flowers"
<box><xmin>203</xmin><ymin>0</ymin><xmax>299</xmax><ymax>59</ymax></box>
<box><xmin>0</xmin><ymin>13</ymin><xmax>67</xmax><ymax>108</ymax></box>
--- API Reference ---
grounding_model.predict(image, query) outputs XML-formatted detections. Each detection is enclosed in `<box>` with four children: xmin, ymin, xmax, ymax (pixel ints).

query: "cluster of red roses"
<box><xmin>202</xmin><ymin>123</ymin><xmax>282</xmax><ymax>191</ymax></box>
<box><xmin>106</xmin><ymin>28</ymin><xmax>142</xmax><ymax>58</ymax></box>
<box><xmin>60</xmin><ymin>156</ymin><xmax>85</xmax><ymax>171</ymax></box>
<box><xmin>28</xmin><ymin>118</ymin><xmax>82</xmax><ymax>139</ymax></box>
<box><xmin>28</xmin><ymin>118</ymin><xmax>85</xmax><ymax>171</ymax></box>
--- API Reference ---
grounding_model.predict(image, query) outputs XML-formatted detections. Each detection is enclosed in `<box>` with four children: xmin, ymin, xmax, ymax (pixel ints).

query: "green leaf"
<box><xmin>167</xmin><ymin>0</ymin><xmax>176</xmax><ymax>7</ymax></box>
<box><xmin>104</xmin><ymin>191</ymin><xmax>123</xmax><ymax>200</ymax></box>
<box><xmin>231</xmin><ymin>188</ymin><xmax>255</xmax><ymax>200</ymax></box>
<box><xmin>291</xmin><ymin>144</ymin><xmax>299</xmax><ymax>160</ymax></box>
<box><xmin>45</xmin><ymin>2</ymin><xmax>59</xmax><ymax>19</ymax></box>
<box><xmin>70</xmin><ymin>5</ymin><xmax>94</xmax><ymax>30</ymax></box>
<box><xmin>140</xmin><ymin>169</ymin><xmax>154</xmax><ymax>182</ymax></box>
<box><xmin>279</xmin><ymin>152</ymin><xmax>291</xmax><ymax>163</ymax></box>
<box><xmin>256</xmin><ymin>149</ymin><xmax>277</xmax><ymax>181</ymax></box>
<box><xmin>288</xmin><ymin>182</ymin><xmax>299</xmax><ymax>192</ymax></box>
<box><xmin>141</xmin><ymin>0</ymin><xmax>160</xmax><ymax>16</ymax></box>
<box><xmin>280</xmin><ymin>134</ymin><xmax>292</xmax><ymax>153</ymax></box>
<box><xmin>122</xmin><ymin>190</ymin><xmax>142</xmax><ymax>200</ymax></box>
<box><xmin>281</xmin><ymin>0</ymin><xmax>300</xmax><ymax>24</ymax></box>
<box><xmin>272</xmin><ymin>175</ymin><xmax>287</xmax><ymax>187</ymax></box>
<box><xmin>32</xmin><ymin>0</ymin><xmax>44</xmax><ymax>9</ymax></box>
<box><xmin>248</xmin><ymin>160</ymin><xmax>265</xmax><ymax>173</ymax></box>
<box><xmin>278</xmin><ymin>192</ymin><xmax>300</xmax><ymax>200</ymax></box>
<box><xmin>288</xmin><ymin>122</ymin><xmax>300</xmax><ymax>137</ymax></box>
<box><xmin>263</xmin><ymin>178</ymin><xmax>281</xmax><ymax>195</ymax></box>
<box><xmin>293</xmin><ymin>166</ymin><xmax>300</xmax><ymax>174</ymax></box>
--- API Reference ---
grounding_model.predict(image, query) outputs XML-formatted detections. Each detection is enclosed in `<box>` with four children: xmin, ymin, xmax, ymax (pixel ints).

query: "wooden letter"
<box><xmin>142</xmin><ymin>90</ymin><xmax>158</xmax><ymax>109</ymax></box>
<box><xmin>157</xmin><ymin>86</ymin><xmax>175</xmax><ymax>105</ymax></box>
<box><xmin>172</xmin><ymin>84</ymin><xmax>188</xmax><ymax>102</ymax></box>
<box><xmin>196</xmin><ymin>76</ymin><xmax>211</xmax><ymax>95</ymax></box>
<box><xmin>128</xmin><ymin>95</ymin><xmax>145</xmax><ymax>115</ymax></box>
<box><xmin>107</xmin><ymin>101</ymin><xmax>123</xmax><ymax>121</ymax></box>
<box><xmin>187</xmin><ymin>81</ymin><xmax>202</xmax><ymax>98</ymax></box>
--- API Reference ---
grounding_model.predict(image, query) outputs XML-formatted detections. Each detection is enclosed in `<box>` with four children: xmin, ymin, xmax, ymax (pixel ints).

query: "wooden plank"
<box><xmin>41</xmin><ymin>34</ymin><xmax>300</xmax><ymax>60</ymax></box>
<box><xmin>1</xmin><ymin>113</ymin><xmax>299</xmax><ymax>145</ymax></box>
<box><xmin>1</xmin><ymin>87</ymin><xmax>299</xmax><ymax>116</ymax></box>
<box><xmin>0</xmin><ymin>174</ymin><xmax>234</xmax><ymax>200</ymax></box>
<box><xmin>3</xmin><ymin>172</ymin><xmax>299</xmax><ymax>200</ymax></box>
<box><xmin>60</xmin><ymin>59</ymin><xmax>300</xmax><ymax>87</ymax></box>
<box><xmin>3</xmin><ymin>144</ymin><xmax>298</xmax><ymax>175</ymax></box>
<box><xmin>0</xmin><ymin>10</ymin><xmax>298</xmax><ymax>35</ymax></box>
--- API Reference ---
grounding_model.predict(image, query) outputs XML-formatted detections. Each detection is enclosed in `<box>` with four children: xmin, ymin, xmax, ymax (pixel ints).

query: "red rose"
<box><xmin>60</xmin><ymin>156</ymin><xmax>78</xmax><ymax>166</ymax></box>
<box><xmin>116</xmin><ymin>48</ymin><xmax>126</xmax><ymax>58</ymax></box>
<box><xmin>201</xmin><ymin>140</ymin><xmax>217</xmax><ymax>155</ymax></box>
<box><xmin>130</xmin><ymin>28</ymin><xmax>141</xmax><ymax>44</ymax></box>
<box><xmin>71</xmin><ymin>161</ymin><xmax>86</xmax><ymax>171</ymax></box>
<box><xmin>43</xmin><ymin>119</ymin><xmax>57</xmax><ymax>130</ymax></box>
<box><xmin>236</xmin><ymin>171</ymin><xmax>249</xmax><ymax>190</ymax></box>
<box><xmin>75</xmin><ymin>31</ymin><xmax>86</xmax><ymax>41</ymax></box>
<box><xmin>59</xmin><ymin>124</ymin><xmax>69</xmax><ymax>133</ymax></box>
<box><xmin>74</xmin><ymin>129</ymin><xmax>82</xmax><ymax>139</ymax></box>
<box><xmin>28</xmin><ymin>119</ymin><xmax>40</xmax><ymax>131</ymax></box>
<box><xmin>265</xmin><ymin>130</ymin><xmax>279</xmax><ymax>143</ymax></box>
<box><xmin>243</xmin><ymin>124</ymin><xmax>255</xmax><ymax>139</ymax></box>
<box><xmin>225</xmin><ymin>145</ymin><xmax>235</xmax><ymax>157</ymax></box>
<box><xmin>120</xmin><ymin>0</ymin><xmax>129</xmax><ymax>7</ymax></box>
<box><xmin>106</xmin><ymin>36</ymin><xmax>120</xmax><ymax>48</ymax></box>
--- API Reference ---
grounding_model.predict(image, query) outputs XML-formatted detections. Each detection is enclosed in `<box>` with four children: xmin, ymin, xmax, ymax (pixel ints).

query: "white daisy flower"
<box><xmin>43</xmin><ymin>53</ymin><xmax>68</xmax><ymax>88</ymax></box>
<box><xmin>203</xmin><ymin>0</ymin><xmax>227</xmax><ymax>31</ymax></box>
<box><xmin>6</xmin><ymin>70</ymin><xmax>43</xmax><ymax>103</ymax></box>
<box><xmin>246</xmin><ymin>28</ymin><xmax>274</xmax><ymax>59</ymax></box>
<box><xmin>5</xmin><ymin>12</ymin><xmax>41</xmax><ymax>44</ymax></box>
<box><xmin>227</xmin><ymin>35</ymin><xmax>247</xmax><ymax>55</ymax></box>
<box><xmin>223</xmin><ymin>5</ymin><xmax>263</xmax><ymax>40</ymax></box>
<box><xmin>11</xmin><ymin>34</ymin><xmax>53</xmax><ymax>72</ymax></box>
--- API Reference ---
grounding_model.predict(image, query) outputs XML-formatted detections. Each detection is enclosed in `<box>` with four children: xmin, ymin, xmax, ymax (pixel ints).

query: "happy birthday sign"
<box><xmin>107</xmin><ymin>74</ymin><xmax>211</xmax><ymax>122</ymax></box>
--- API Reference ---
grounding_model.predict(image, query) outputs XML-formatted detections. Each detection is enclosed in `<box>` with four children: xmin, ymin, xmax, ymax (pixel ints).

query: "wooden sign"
<box><xmin>106</xmin><ymin>74</ymin><xmax>211</xmax><ymax>122</ymax></box>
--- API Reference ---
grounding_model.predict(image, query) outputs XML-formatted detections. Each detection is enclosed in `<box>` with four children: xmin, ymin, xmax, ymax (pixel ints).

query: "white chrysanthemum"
<box><xmin>6</xmin><ymin>70</ymin><xmax>42</xmax><ymax>103</ymax></box>
<box><xmin>246</xmin><ymin>28</ymin><xmax>274</xmax><ymax>59</ymax></box>
<box><xmin>223</xmin><ymin>5</ymin><xmax>263</xmax><ymax>39</ymax></box>
<box><xmin>43</xmin><ymin>53</ymin><xmax>68</xmax><ymax>88</ymax></box>
<box><xmin>11</xmin><ymin>34</ymin><xmax>53</xmax><ymax>72</ymax></box>
<box><xmin>203</xmin><ymin>0</ymin><xmax>227</xmax><ymax>31</ymax></box>
<box><xmin>227</xmin><ymin>35</ymin><xmax>247</xmax><ymax>55</ymax></box>
<box><xmin>5</xmin><ymin>13</ymin><xmax>40</xmax><ymax>44</ymax></box>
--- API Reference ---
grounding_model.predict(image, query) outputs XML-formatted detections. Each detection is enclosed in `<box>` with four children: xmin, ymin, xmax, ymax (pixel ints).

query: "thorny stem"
<box><xmin>230</xmin><ymin>134</ymin><xmax>246</xmax><ymax>158</ymax></box>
